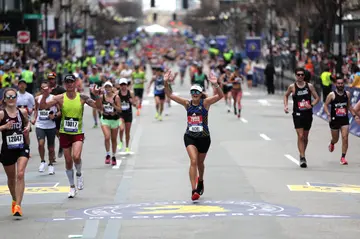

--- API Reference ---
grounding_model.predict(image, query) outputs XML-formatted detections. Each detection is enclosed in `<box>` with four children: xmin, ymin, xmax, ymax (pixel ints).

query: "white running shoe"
<box><xmin>38</xmin><ymin>162</ymin><xmax>46</xmax><ymax>172</ymax></box>
<box><xmin>68</xmin><ymin>187</ymin><xmax>77</xmax><ymax>198</ymax></box>
<box><xmin>48</xmin><ymin>165</ymin><xmax>55</xmax><ymax>175</ymax></box>
<box><xmin>77</xmin><ymin>176</ymin><xmax>84</xmax><ymax>190</ymax></box>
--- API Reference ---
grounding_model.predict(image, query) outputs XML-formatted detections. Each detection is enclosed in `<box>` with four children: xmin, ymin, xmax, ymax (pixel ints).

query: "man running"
<box><xmin>284</xmin><ymin>67</ymin><xmax>320</xmax><ymax>168</ymax></box>
<box><xmin>131</xmin><ymin>65</ymin><xmax>146</xmax><ymax>116</ymax></box>
<box><xmin>147</xmin><ymin>67</ymin><xmax>165</xmax><ymax>121</ymax></box>
<box><xmin>87</xmin><ymin>66</ymin><xmax>102</xmax><ymax>128</ymax></box>
<box><xmin>324</xmin><ymin>78</ymin><xmax>356</xmax><ymax>165</ymax></box>
<box><xmin>32</xmin><ymin>81</ymin><xmax>59</xmax><ymax>174</ymax></box>
<box><xmin>39</xmin><ymin>74</ymin><xmax>101</xmax><ymax>198</ymax></box>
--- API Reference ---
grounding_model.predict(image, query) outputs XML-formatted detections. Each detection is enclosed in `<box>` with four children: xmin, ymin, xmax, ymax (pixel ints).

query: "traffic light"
<box><xmin>182</xmin><ymin>0</ymin><xmax>188</xmax><ymax>9</ymax></box>
<box><xmin>172</xmin><ymin>13</ymin><xmax>177</xmax><ymax>21</ymax></box>
<box><xmin>151</xmin><ymin>0</ymin><xmax>155</xmax><ymax>7</ymax></box>
<box><xmin>153</xmin><ymin>13</ymin><xmax>157</xmax><ymax>22</ymax></box>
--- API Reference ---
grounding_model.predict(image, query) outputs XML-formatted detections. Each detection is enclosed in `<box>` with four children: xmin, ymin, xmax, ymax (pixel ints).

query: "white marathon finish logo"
<box><xmin>35</xmin><ymin>200</ymin><xmax>355</xmax><ymax>222</ymax></box>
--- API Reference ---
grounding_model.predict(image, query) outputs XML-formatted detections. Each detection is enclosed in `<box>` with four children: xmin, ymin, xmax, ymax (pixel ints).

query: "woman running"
<box><xmin>163</xmin><ymin>70</ymin><xmax>224</xmax><ymax>201</ymax></box>
<box><xmin>99</xmin><ymin>81</ymin><xmax>121</xmax><ymax>165</ymax></box>
<box><xmin>0</xmin><ymin>88</ymin><xmax>31</xmax><ymax>217</ymax></box>
<box><xmin>117</xmin><ymin>78</ymin><xmax>136</xmax><ymax>153</ymax></box>
<box><xmin>147</xmin><ymin>67</ymin><xmax>165</xmax><ymax>121</ymax></box>
<box><xmin>229</xmin><ymin>68</ymin><xmax>244</xmax><ymax>118</ymax></box>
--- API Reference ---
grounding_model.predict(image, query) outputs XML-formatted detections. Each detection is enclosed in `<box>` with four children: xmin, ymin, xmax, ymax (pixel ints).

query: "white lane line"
<box><xmin>257</xmin><ymin>99</ymin><xmax>271</xmax><ymax>106</ymax></box>
<box><xmin>53</xmin><ymin>183</ymin><xmax>59</xmax><ymax>188</ymax></box>
<box><xmin>284</xmin><ymin>154</ymin><xmax>300</xmax><ymax>166</ymax></box>
<box><xmin>240</xmin><ymin>118</ymin><xmax>248</xmax><ymax>123</ymax></box>
<box><xmin>243</xmin><ymin>91</ymin><xmax>251</xmax><ymax>96</ymax></box>
<box><xmin>68</xmin><ymin>235</ymin><xmax>82</xmax><ymax>238</ymax></box>
<box><xmin>259</xmin><ymin>133</ymin><xmax>271</xmax><ymax>141</ymax></box>
<box><xmin>112</xmin><ymin>160</ymin><xmax>122</xmax><ymax>169</ymax></box>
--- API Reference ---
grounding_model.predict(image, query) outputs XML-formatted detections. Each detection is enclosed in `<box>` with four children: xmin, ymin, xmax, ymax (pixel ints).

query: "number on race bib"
<box><xmin>39</xmin><ymin>110</ymin><xmax>50</xmax><ymax>120</ymax></box>
<box><xmin>64</xmin><ymin>118</ymin><xmax>79</xmax><ymax>132</ymax></box>
<box><xmin>121</xmin><ymin>101</ymin><xmax>130</xmax><ymax>110</ymax></box>
<box><xmin>335</xmin><ymin>108</ymin><xmax>347</xmax><ymax>116</ymax></box>
<box><xmin>134</xmin><ymin>78</ymin><xmax>142</xmax><ymax>84</ymax></box>
<box><xmin>188</xmin><ymin>115</ymin><xmax>203</xmax><ymax>132</ymax></box>
<box><xmin>6</xmin><ymin>133</ymin><xmax>24</xmax><ymax>149</ymax></box>
<box><xmin>298</xmin><ymin>100</ymin><xmax>310</xmax><ymax>110</ymax></box>
<box><xmin>104</xmin><ymin>104</ymin><xmax>114</xmax><ymax>113</ymax></box>
<box><xmin>156</xmin><ymin>85</ymin><xmax>164</xmax><ymax>91</ymax></box>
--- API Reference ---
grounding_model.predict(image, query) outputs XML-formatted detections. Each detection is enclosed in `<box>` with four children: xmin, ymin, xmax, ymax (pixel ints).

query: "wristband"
<box><xmin>94</xmin><ymin>95</ymin><xmax>100</xmax><ymax>100</ymax></box>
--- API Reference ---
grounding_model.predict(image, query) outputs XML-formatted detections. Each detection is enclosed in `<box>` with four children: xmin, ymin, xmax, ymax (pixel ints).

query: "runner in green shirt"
<box><xmin>131</xmin><ymin>65</ymin><xmax>146</xmax><ymax>116</ymax></box>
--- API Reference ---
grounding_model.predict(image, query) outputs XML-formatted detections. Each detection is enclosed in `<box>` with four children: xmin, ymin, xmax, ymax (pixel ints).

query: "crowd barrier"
<box><xmin>251</xmin><ymin>66</ymin><xmax>360</xmax><ymax>137</ymax></box>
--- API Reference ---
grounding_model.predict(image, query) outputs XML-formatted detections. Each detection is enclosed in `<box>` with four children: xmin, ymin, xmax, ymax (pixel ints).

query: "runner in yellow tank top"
<box><xmin>39</xmin><ymin>74</ymin><xmax>102</xmax><ymax>198</ymax></box>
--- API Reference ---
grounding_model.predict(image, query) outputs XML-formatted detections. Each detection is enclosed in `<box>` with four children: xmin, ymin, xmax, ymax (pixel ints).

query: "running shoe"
<box><xmin>117</xmin><ymin>142</ymin><xmax>123</xmax><ymax>150</ymax></box>
<box><xmin>136</xmin><ymin>109</ymin><xmax>140</xmax><ymax>116</ymax></box>
<box><xmin>77</xmin><ymin>175</ymin><xmax>84</xmax><ymax>190</ymax></box>
<box><xmin>105</xmin><ymin>155</ymin><xmax>111</xmax><ymax>164</ymax></box>
<box><xmin>111</xmin><ymin>156</ymin><xmax>117</xmax><ymax>166</ymax></box>
<box><xmin>48</xmin><ymin>165</ymin><xmax>55</xmax><ymax>175</ymax></box>
<box><xmin>196</xmin><ymin>178</ymin><xmax>204</xmax><ymax>195</ymax></box>
<box><xmin>13</xmin><ymin>205</ymin><xmax>22</xmax><ymax>217</ymax></box>
<box><xmin>38</xmin><ymin>161</ymin><xmax>46</xmax><ymax>172</ymax></box>
<box><xmin>125</xmin><ymin>148</ymin><xmax>130</xmax><ymax>153</ymax></box>
<box><xmin>299</xmin><ymin>158</ymin><xmax>307</xmax><ymax>168</ymax></box>
<box><xmin>340</xmin><ymin>157</ymin><xmax>348</xmax><ymax>165</ymax></box>
<box><xmin>155</xmin><ymin>112</ymin><xmax>159</xmax><ymax>119</ymax></box>
<box><xmin>328</xmin><ymin>142</ymin><xmax>334</xmax><ymax>152</ymax></box>
<box><xmin>68</xmin><ymin>187</ymin><xmax>77</xmax><ymax>198</ymax></box>
<box><xmin>191</xmin><ymin>190</ymin><xmax>200</xmax><ymax>201</ymax></box>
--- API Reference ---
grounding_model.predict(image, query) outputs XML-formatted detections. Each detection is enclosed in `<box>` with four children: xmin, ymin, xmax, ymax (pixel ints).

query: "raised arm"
<box><xmin>164</xmin><ymin>71</ymin><xmax>188</xmax><ymax>107</ymax></box>
<box><xmin>80</xmin><ymin>93</ymin><xmax>101</xmax><ymax>110</ymax></box>
<box><xmin>39</xmin><ymin>90</ymin><xmax>61</xmax><ymax>109</ymax></box>
<box><xmin>204</xmin><ymin>73</ymin><xmax>224</xmax><ymax>108</ymax></box>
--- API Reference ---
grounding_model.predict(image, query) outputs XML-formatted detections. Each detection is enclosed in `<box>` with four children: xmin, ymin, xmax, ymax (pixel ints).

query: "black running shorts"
<box><xmin>0</xmin><ymin>145</ymin><xmax>30</xmax><ymax>166</ymax></box>
<box><xmin>184</xmin><ymin>134</ymin><xmax>211</xmax><ymax>154</ymax></box>
<box><xmin>329</xmin><ymin>119</ymin><xmax>349</xmax><ymax>130</ymax></box>
<box><xmin>292</xmin><ymin>113</ymin><xmax>313</xmax><ymax>131</ymax></box>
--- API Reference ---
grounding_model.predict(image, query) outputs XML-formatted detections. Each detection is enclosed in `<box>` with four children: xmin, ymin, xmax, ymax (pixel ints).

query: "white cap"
<box><xmin>103</xmin><ymin>81</ymin><xmax>113</xmax><ymax>87</ymax></box>
<box><xmin>190</xmin><ymin>85</ymin><xmax>203</xmax><ymax>92</ymax></box>
<box><xmin>73</xmin><ymin>72</ymin><xmax>79</xmax><ymax>78</ymax></box>
<box><xmin>119</xmin><ymin>78</ymin><xmax>128</xmax><ymax>85</ymax></box>
<box><xmin>225</xmin><ymin>65</ymin><xmax>232</xmax><ymax>70</ymax></box>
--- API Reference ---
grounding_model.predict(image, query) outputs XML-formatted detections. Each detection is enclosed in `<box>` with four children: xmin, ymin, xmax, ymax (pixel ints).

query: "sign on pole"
<box><xmin>17</xmin><ymin>31</ymin><xmax>30</xmax><ymax>44</ymax></box>
<box><xmin>245</xmin><ymin>37</ymin><xmax>262</xmax><ymax>60</ymax></box>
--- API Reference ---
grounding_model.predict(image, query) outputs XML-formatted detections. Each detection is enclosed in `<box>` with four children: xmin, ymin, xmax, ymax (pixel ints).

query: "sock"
<box><xmin>106</xmin><ymin>152</ymin><xmax>110</xmax><ymax>156</ymax></box>
<box><xmin>75</xmin><ymin>162</ymin><xmax>82</xmax><ymax>177</ymax></box>
<box><xmin>342</xmin><ymin>153</ymin><xmax>346</xmax><ymax>158</ymax></box>
<box><xmin>112</xmin><ymin>153</ymin><xmax>116</xmax><ymax>157</ymax></box>
<box><xmin>66</xmin><ymin>169</ymin><xmax>75</xmax><ymax>186</ymax></box>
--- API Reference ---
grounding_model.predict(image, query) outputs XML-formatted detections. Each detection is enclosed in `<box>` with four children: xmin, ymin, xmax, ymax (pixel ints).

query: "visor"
<box><xmin>104</xmin><ymin>81</ymin><xmax>113</xmax><ymax>87</ymax></box>
<box><xmin>190</xmin><ymin>85</ymin><xmax>203</xmax><ymax>92</ymax></box>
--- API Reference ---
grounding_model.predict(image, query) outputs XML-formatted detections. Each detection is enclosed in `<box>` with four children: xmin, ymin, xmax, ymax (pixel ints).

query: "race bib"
<box><xmin>39</xmin><ymin>110</ymin><xmax>50</xmax><ymax>120</ymax></box>
<box><xmin>121</xmin><ymin>101</ymin><xmax>130</xmax><ymax>110</ymax></box>
<box><xmin>134</xmin><ymin>78</ymin><xmax>142</xmax><ymax>84</ymax></box>
<box><xmin>64</xmin><ymin>118</ymin><xmax>79</xmax><ymax>133</ymax></box>
<box><xmin>298</xmin><ymin>100</ymin><xmax>310</xmax><ymax>110</ymax></box>
<box><xmin>188</xmin><ymin>115</ymin><xmax>203</xmax><ymax>132</ymax></box>
<box><xmin>6</xmin><ymin>133</ymin><xmax>24</xmax><ymax>149</ymax></box>
<box><xmin>335</xmin><ymin>108</ymin><xmax>347</xmax><ymax>116</ymax></box>
<box><xmin>156</xmin><ymin>85</ymin><xmax>164</xmax><ymax>91</ymax></box>
<box><xmin>104</xmin><ymin>104</ymin><xmax>114</xmax><ymax>113</ymax></box>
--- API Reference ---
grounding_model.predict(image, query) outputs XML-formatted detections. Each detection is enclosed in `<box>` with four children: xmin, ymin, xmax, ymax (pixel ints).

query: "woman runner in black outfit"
<box><xmin>0</xmin><ymin>88</ymin><xmax>31</xmax><ymax>217</ymax></box>
<box><xmin>164</xmin><ymin>70</ymin><xmax>224</xmax><ymax>201</ymax></box>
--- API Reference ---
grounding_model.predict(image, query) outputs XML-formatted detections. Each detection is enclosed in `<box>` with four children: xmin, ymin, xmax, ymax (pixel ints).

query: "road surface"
<box><xmin>0</xmin><ymin>70</ymin><xmax>360</xmax><ymax>239</ymax></box>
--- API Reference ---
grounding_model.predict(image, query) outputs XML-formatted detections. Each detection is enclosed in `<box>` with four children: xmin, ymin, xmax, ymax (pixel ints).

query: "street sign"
<box><xmin>17</xmin><ymin>31</ymin><xmax>30</xmax><ymax>44</ymax></box>
<box><xmin>24</xmin><ymin>14</ymin><xmax>42</xmax><ymax>20</ymax></box>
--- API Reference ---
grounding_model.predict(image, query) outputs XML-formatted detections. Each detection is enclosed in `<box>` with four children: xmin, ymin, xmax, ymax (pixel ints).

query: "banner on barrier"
<box><xmin>47</xmin><ymin>39</ymin><xmax>61</xmax><ymax>60</ymax></box>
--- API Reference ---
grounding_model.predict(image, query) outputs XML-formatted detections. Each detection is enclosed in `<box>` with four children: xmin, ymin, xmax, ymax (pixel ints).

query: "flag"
<box><xmin>245</xmin><ymin>37</ymin><xmax>261</xmax><ymax>60</ymax></box>
<box><xmin>47</xmin><ymin>39</ymin><xmax>61</xmax><ymax>61</ymax></box>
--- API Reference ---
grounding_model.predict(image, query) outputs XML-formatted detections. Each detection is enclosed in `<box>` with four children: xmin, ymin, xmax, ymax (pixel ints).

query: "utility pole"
<box><xmin>44</xmin><ymin>1</ymin><xmax>49</xmax><ymax>52</ymax></box>
<box><xmin>269</xmin><ymin>0</ymin><xmax>273</xmax><ymax>64</ymax></box>
<box><xmin>336</xmin><ymin>0</ymin><xmax>343</xmax><ymax>76</ymax></box>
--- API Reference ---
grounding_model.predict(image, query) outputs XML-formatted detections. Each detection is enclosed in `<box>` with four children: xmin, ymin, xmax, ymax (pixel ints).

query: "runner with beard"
<box><xmin>284</xmin><ymin>67</ymin><xmax>320</xmax><ymax>168</ymax></box>
<box><xmin>324</xmin><ymin>78</ymin><xmax>357</xmax><ymax>165</ymax></box>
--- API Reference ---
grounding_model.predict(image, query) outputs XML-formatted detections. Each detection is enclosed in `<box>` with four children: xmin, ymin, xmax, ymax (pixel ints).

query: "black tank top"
<box><xmin>330</xmin><ymin>91</ymin><xmax>348</xmax><ymax>121</ymax></box>
<box><xmin>119</xmin><ymin>90</ymin><xmax>132</xmax><ymax>114</ymax></box>
<box><xmin>292</xmin><ymin>82</ymin><xmax>312</xmax><ymax>116</ymax></box>
<box><xmin>0</xmin><ymin>109</ymin><xmax>26</xmax><ymax>150</ymax></box>
<box><xmin>102</xmin><ymin>95</ymin><xmax>119</xmax><ymax>120</ymax></box>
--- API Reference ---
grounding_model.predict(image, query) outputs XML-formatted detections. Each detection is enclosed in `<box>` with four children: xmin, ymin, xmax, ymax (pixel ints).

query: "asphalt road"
<box><xmin>0</xmin><ymin>68</ymin><xmax>360</xmax><ymax>239</ymax></box>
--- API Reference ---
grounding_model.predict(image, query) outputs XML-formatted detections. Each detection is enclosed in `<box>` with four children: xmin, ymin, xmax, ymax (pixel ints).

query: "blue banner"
<box><xmin>47</xmin><ymin>39</ymin><xmax>61</xmax><ymax>61</ymax></box>
<box><xmin>312</xmin><ymin>86</ymin><xmax>360</xmax><ymax>137</ymax></box>
<box><xmin>86</xmin><ymin>36</ymin><xmax>95</xmax><ymax>55</ymax></box>
<box><xmin>215</xmin><ymin>35</ymin><xmax>227</xmax><ymax>53</ymax></box>
<box><xmin>245</xmin><ymin>37</ymin><xmax>261</xmax><ymax>60</ymax></box>
<box><xmin>113</xmin><ymin>37</ymin><xmax>120</xmax><ymax>47</ymax></box>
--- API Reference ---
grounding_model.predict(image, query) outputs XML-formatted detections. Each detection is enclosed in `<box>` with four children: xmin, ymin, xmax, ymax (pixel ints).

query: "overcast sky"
<box><xmin>142</xmin><ymin>0</ymin><xmax>177</xmax><ymax>11</ymax></box>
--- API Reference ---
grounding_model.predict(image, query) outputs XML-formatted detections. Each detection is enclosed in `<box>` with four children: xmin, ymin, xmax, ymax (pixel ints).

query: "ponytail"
<box><xmin>201</xmin><ymin>92</ymin><xmax>208</xmax><ymax>99</ymax></box>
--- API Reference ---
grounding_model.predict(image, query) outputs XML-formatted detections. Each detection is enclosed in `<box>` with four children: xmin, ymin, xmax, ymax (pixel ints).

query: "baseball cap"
<box><xmin>104</xmin><ymin>81</ymin><xmax>113</xmax><ymax>87</ymax></box>
<box><xmin>64</xmin><ymin>74</ymin><xmax>76</xmax><ymax>82</ymax></box>
<box><xmin>225</xmin><ymin>65</ymin><xmax>232</xmax><ymax>71</ymax></box>
<box><xmin>47</xmin><ymin>72</ymin><xmax>57</xmax><ymax>79</ymax></box>
<box><xmin>190</xmin><ymin>84</ymin><xmax>203</xmax><ymax>92</ymax></box>
<box><xmin>18</xmin><ymin>79</ymin><xmax>27</xmax><ymax>84</ymax></box>
<box><xmin>119</xmin><ymin>78</ymin><xmax>128</xmax><ymax>85</ymax></box>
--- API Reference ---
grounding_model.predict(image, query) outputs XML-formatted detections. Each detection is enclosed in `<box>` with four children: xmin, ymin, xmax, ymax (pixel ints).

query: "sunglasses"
<box><xmin>190</xmin><ymin>90</ymin><xmax>201</xmax><ymax>95</ymax></box>
<box><xmin>296</xmin><ymin>73</ymin><xmax>304</xmax><ymax>77</ymax></box>
<box><xmin>5</xmin><ymin>94</ymin><xmax>17</xmax><ymax>100</ymax></box>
